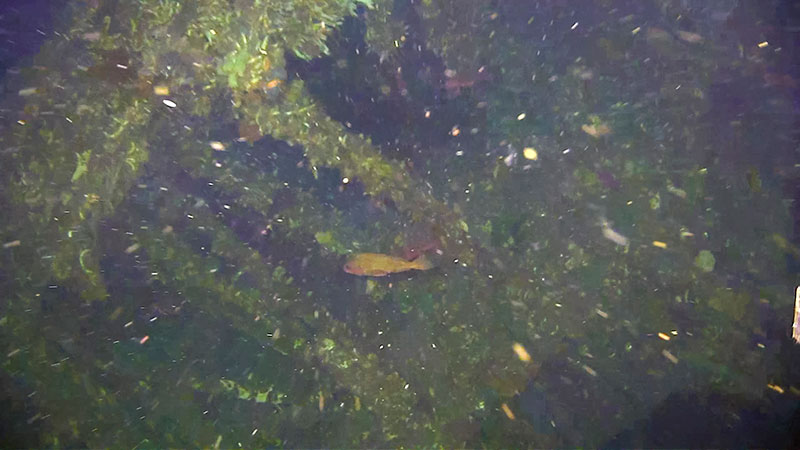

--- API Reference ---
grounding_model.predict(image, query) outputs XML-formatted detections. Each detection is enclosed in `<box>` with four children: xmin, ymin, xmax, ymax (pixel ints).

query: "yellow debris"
<box><xmin>501</xmin><ymin>403</ymin><xmax>516</xmax><ymax>420</ymax></box>
<box><xmin>523</xmin><ymin>147</ymin><xmax>538</xmax><ymax>160</ymax></box>
<box><xmin>758</xmin><ymin>41</ymin><xmax>769</xmax><ymax>48</ymax></box>
<box><xmin>767</xmin><ymin>384</ymin><xmax>785</xmax><ymax>394</ymax></box>
<box><xmin>153</xmin><ymin>85</ymin><xmax>170</xmax><ymax>96</ymax></box>
<box><xmin>512</xmin><ymin>342</ymin><xmax>531</xmax><ymax>362</ymax></box>
<box><xmin>354</xmin><ymin>396</ymin><xmax>361</xmax><ymax>411</ymax></box>
<box><xmin>652</xmin><ymin>241</ymin><xmax>667</xmax><ymax>249</ymax></box>
<box><xmin>657</xmin><ymin>332</ymin><xmax>671</xmax><ymax>341</ymax></box>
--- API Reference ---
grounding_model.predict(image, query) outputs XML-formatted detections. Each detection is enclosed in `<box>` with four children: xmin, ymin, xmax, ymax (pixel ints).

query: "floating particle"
<box><xmin>319</xmin><ymin>392</ymin><xmax>325</xmax><ymax>412</ymax></box>
<box><xmin>595</xmin><ymin>308</ymin><xmax>609</xmax><ymax>319</ymax></box>
<box><xmin>657</xmin><ymin>332</ymin><xmax>671</xmax><ymax>341</ymax></box>
<box><xmin>792</xmin><ymin>286</ymin><xmax>800</xmax><ymax>344</ymax></box>
<box><xmin>354</xmin><ymin>396</ymin><xmax>361</xmax><ymax>411</ymax></box>
<box><xmin>582</xmin><ymin>364</ymin><xmax>597</xmax><ymax>376</ymax></box>
<box><xmin>601</xmin><ymin>222</ymin><xmax>629</xmax><ymax>246</ymax></box>
<box><xmin>676</xmin><ymin>30</ymin><xmax>703</xmax><ymax>43</ymax></box>
<box><xmin>581</xmin><ymin>123</ymin><xmax>611</xmax><ymax>137</ymax></box>
<box><xmin>109</xmin><ymin>306</ymin><xmax>123</xmax><ymax>321</ymax></box>
<box><xmin>82</xmin><ymin>31</ymin><xmax>101</xmax><ymax>41</ymax></box>
<box><xmin>517</xmin><ymin>113</ymin><xmax>526</xmax><ymax>121</ymax></box>
<box><xmin>424</xmin><ymin>110</ymin><xmax>431</xmax><ymax>118</ymax></box>
<box><xmin>153</xmin><ymin>85</ymin><xmax>169</xmax><ymax>95</ymax></box>
<box><xmin>503</xmin><ymin>150</ymin><xmax>517</xmax><ymax>166</ymax></box>
<box><xmin>661</xmin><ymin>349</ymin><xmax>678</xmax><ymax>364</ymax></box>
<box><xmin>501</xmin><ymin>403</ymin><xmax>516</xmax><ymax>420</ymax></box>
<box><xmin>3</xmin><ymin>240</ymin><xmax>21</xmax><ymax>248</ymax></box>
<box><xmin>523</xmin><ymin>147</ymin><xmax>538</xmax><ymax>160</ymax></box>
<box><xmin>450</xmin><ymin>126</ymin><xmax>460</xmax><ymax>136</ymax></box>
<box><xmin>265</xmin><ymin>79</ymin><xmax>281</xmax><ymax>89</ymax></box>
<box><xmin>209</xmin><ymin>141</ymin><xmax>226</xmax><ymax>151</ymax></box>
<box><xmin>652</xmin><ymin>241</ymin><xmax>667</xmax><ymax>249</ymax></box>
<box><xmin>162</xmin><ymin>99</ymin><xmax>177</xmax><ymax>108</ymax></box>
<box><xmin>512</xmin><ymin>342</ymin><xmax>531</xmax><ymax>362</ymax></box>
<box><xmin>632</xmin><ymin>27</ymin><xmax>641</xmax><ymax>35</ymax></box>
<box><xmin>18</xmin><ymin>87</ymin><xmax>37</xmax><ymax>96</ymax></box>
<box><xmin>646</xmin><ymin>27</ymin><xmax>673</xmax><ymax>42</ymax></box>
<box><xmin>571</xmin><ymin>22</ymin><xmax>579</xmax><ymax>30</ymax></box>
<box><xmin>767</xmin><ymin>383</ymin><xmax>785</xmax><ymax>394</ymax></box>
<box><xmin>124</xmin><ymin>243</ymin><xmax>140</xmax><ymax>254</ymax></box>
<box><xmin>139</xmin><ymin>335</ymin><xmax>150</xmax><ymax>345</ymax></box>
<box><xmin>758</xmin><ymin>41</ymin><xmax>769</xmax><ymax>48</ymax></box>
<box><xmin>342</xmin><ymin>177</ymin><xmax>350</xmax><ymax>184</ymax></box>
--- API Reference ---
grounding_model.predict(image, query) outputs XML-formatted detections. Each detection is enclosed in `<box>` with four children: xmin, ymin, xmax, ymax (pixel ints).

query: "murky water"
<box><xmin>1</xmin><ymin>0</ymin><xmax>799</xmax><ymax>447</ymax></box>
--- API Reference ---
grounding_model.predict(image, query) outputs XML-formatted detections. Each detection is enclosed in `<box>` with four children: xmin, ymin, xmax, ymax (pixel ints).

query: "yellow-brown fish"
<box><xmin>343</xmin><ymin>253</ymin><xmax>433</xmax><ymax>277</ymax></box>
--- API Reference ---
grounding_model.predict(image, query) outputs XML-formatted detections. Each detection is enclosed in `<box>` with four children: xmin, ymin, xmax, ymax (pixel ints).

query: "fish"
<box><xmin>343</xmin><ymin>253</ymin><xmax>433</xmax><ymax>277</ymax></box>
<box><xmin>443</xmin><ymin>67</ymin><xmax>492</xmax><ymax>97</ymax></box>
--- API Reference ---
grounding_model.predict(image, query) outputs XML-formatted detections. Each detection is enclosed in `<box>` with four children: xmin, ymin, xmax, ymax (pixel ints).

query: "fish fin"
<box><xmin>413</xmin><ymin>255</ymin><xmax>434</xmax><ymax>271</ymax></box>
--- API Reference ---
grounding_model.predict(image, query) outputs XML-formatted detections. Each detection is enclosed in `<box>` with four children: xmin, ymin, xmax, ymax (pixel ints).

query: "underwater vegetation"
<box><xmin>0</xmin><ymin>0</ymin><xmax>799</xmax><ymax>447</ymax></box>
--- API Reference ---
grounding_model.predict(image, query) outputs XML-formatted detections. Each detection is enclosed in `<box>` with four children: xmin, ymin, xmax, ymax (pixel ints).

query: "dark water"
<box><xmin>1</xmin><ymin>0</ymin><xmax>800</xmax><ymax>447</ymax></box>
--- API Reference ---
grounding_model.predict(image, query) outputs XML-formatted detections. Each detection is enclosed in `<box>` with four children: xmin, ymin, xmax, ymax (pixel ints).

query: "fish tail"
<box><xmin>413</xmin><ymin>255</ymin><xmax>433</xmax><ymax>271</ymax></box>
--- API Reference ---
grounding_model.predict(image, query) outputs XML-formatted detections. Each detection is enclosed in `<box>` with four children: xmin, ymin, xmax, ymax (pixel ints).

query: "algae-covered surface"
<box><xmin>1</xmin><ymin>0</ymin><xmax>800</xmax><ymax>447</ymax></box>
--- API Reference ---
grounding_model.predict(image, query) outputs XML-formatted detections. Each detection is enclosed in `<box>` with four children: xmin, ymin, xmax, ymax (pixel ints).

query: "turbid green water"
<box><xmin>1</xmin><ymin>0</ymin><xmax>799</xmax><ymax>447</ymax></box>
